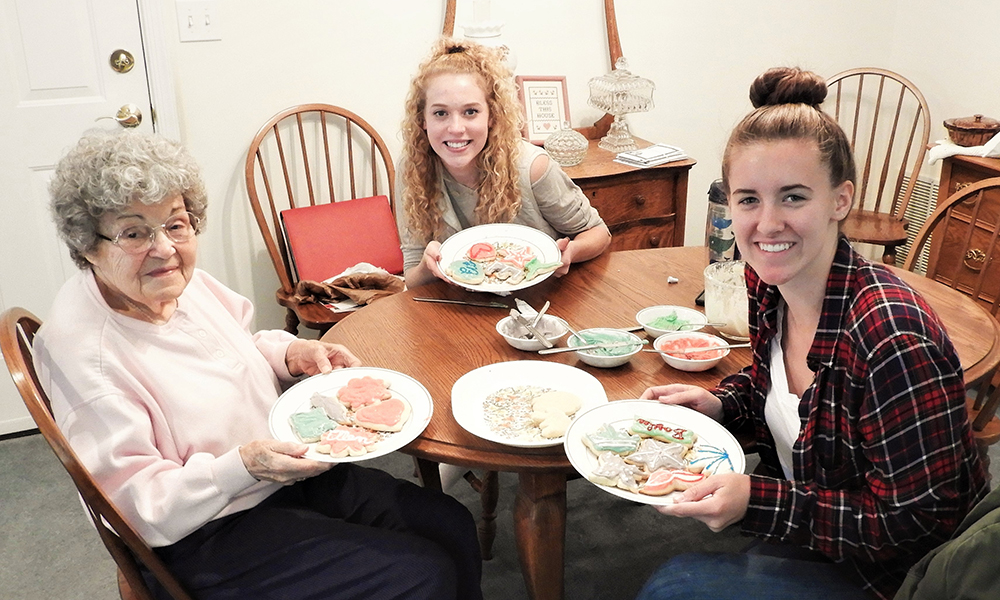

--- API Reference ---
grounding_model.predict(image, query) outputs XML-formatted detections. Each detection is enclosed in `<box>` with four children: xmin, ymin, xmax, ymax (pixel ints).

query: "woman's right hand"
<box><xmin>239</xmin><ymin>439</ymin><xmax>333</xmax><ymax>485</ymax></box>
<box><xmin>405</xmin><ymin>241</ymin><xmax>448</xmax><ymax>288</ymax></box>
<box><xmin>640</xmin><ymin>384</ymin><xmax>724</xmax><ymax>422</ymax></box>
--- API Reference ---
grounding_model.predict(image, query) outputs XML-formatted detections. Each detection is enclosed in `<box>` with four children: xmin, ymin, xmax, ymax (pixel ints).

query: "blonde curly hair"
<box><xmin>400</xmin><ymin>37</ymin><xmax>524</xmax><ymax>243</ymax></box>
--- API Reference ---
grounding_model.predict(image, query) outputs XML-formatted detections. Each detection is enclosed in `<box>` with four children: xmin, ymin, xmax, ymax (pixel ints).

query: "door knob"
<box><xmin>112</xmin><ymin>104</ymin><xmax>142</xmax><ymax>128</ymax></box>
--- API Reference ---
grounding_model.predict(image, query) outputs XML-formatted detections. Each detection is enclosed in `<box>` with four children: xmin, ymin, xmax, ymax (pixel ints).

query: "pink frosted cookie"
<box><xmin>639</xmin><ymin>468</ymin><xmax>706</xmax><ymax>496</ymax></box>
<box><xmin>315</xmin><ymin>425</ymin><xmax>380</xmax><ymax>457</ymax></box>
<box><xmin>337</xmin><ymin>376</ymin><xmax>392</xmax><ymax>410</ymax></box>
<box><xmin>354</xmin><ymin>397</ymin><xmax>411</xmax><ymax>432</ymax></box>
<box><xmin>466</xmin><ymin>242</ymin><xmax>497</xmax><ymax>262</ymax></box>
<box><xmin>496</xmin><ymin>244</ymin><xmax>536</xmax><ymax>269</ymax></box>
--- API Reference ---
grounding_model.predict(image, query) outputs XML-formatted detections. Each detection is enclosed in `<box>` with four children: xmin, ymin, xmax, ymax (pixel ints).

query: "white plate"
<box><xmin>438</xmin><ymin>223</ymin><xmax>562</xmax><ymax>293</ymax></box>
<box><xmin>563</xmin><ymin>400</ymin><xmax>746</xmax><ymax>505</ymax></box>
<box><xmin>452</xmin><ymin>360</ymin><xmax>608</xmax><ymax>448</ymax></box>
<box><xmin>269</xmin><ymin>367</ymin><xmax>433</xmax><ymax>463</ymax></box>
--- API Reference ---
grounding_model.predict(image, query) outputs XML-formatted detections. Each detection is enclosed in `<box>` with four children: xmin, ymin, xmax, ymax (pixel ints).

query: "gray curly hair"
<box><xmin>49</xmin><ymin>129</ymin><xmax>208</xmax><ymax>269</ymax></box>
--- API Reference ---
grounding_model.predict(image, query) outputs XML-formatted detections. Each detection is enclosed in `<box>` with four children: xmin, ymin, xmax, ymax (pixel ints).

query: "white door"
<box><xmin>0</xmin><ymin>0</ymin><xmax>154</xmax><ymax>434</ymax></box>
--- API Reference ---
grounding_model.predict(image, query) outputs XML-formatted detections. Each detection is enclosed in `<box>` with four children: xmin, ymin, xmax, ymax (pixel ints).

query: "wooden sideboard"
<box><xmin>563</xmin><ymin>138</ymin><xmax>696</xmax><ymax>251</ymax></box>
<box><xmin>932</xmin><ymin>154</ymin><xmax>1000</xmax><ymax>311</ymax></box>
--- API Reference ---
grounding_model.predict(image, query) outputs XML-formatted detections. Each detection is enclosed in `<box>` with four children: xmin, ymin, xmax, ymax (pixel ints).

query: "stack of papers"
<box><xmin>614</xmin><ymin>143</ymin><xmax>688</xmax><ymax>168</ymax></box>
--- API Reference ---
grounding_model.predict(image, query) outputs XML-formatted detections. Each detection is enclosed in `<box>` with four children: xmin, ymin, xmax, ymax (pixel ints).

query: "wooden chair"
<box><xmin>902</xmin><ymin>177</ymin><xmax>1000</xmax><ymax>468</ymax></box>
<box><xmin>245</xmin><ymin>103</ymin><xmax>398</xmax><ymax>336</ymax></box>
<box><xmin>0</xmin><ymin>307</ymin><xmax>193</xmax><ymax>600</ymax></box>
<box><xmin>825</xmin><ymin>68</ymin><xmax>931</xmax><ymax>266</ymax></box>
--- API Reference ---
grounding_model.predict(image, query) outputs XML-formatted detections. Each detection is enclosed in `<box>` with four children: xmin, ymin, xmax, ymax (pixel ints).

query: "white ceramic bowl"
<box><xmin>635</xmin><ymin>305</ymin><xmax>709</xmax><ymax>338</ymax></box>
<box><xmin>496</xmin><ymin>314</ymin><xmax>568</xmax><ymax>351</ymax></box>
<box><xmin>568</xmin><ymin>328</ymin><xmax>643</xmax><ymax>368</ymax></box>
<box><xmin>653</xmin><ymin>331</ymin><xmax>730</xmax><ymax>372</ymax></box>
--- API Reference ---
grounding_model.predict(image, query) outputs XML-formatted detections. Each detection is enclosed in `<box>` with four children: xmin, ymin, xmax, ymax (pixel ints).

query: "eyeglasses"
<box><xmin>97</xmin><ymin>212</ymin><xmax>200</xmax><ymax>254</ymax></box>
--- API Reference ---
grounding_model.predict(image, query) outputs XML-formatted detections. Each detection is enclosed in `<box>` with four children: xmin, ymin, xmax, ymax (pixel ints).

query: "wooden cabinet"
<box><xmin>932</xmin><ymin>154</ymin><xmax>1000</xmax><ymax>309</ymax></box>
<box><xmin>562</xmin><ymin>139</ymin><xmax>695</xmax><ymax>250</ymax></box>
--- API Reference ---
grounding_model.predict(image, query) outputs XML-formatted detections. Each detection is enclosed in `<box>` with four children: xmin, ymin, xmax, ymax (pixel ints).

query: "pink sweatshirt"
<box><xmin>35</xmin><ymin>269</ymin><xmax>299</xmax><ymax>547</ymax></box>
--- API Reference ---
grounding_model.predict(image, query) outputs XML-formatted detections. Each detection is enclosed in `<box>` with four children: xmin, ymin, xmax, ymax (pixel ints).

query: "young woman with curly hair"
<box><xmin>397</xmin><ymin>37</ymin><xmax>611</xmax><ymax>288</ymax></box>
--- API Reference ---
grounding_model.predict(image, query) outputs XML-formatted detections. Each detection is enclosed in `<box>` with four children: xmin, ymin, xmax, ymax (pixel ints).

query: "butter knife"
<box><xmin>509</xmin><ymin>310</ymin><xmax>554</xmax><ymax>348</ymax></box>
<box><xmin>412</xmin><ymin>297</ymin><xmax>509</xmax><ymax>309</ymax></box>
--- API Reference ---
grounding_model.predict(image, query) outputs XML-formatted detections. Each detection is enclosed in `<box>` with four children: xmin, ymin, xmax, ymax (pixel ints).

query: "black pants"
<box><xmin>145</xmin><ymin>463</ymin><xmax>483</xmax><ymax>600</ymax></box>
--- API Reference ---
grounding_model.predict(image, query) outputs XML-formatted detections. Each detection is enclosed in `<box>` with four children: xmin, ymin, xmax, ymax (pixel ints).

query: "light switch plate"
<box><xmin>176</xmin><ymin>0</ymin><xmax>221</xmax><ymax>42</ymax></box>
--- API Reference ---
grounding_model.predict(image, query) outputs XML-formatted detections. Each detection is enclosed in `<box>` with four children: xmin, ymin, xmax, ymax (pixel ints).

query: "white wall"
<box><xmin>158</xmin><ymin>0</ymin><xmax>999</xmax><ymax>333</ymax></box>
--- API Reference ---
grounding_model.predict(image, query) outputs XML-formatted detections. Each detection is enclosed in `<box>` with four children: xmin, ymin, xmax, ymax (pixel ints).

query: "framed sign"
<box><xmin>516</xmin><ymin>75</ymin><xmax>571</xmax><ymax>144</ymax></box>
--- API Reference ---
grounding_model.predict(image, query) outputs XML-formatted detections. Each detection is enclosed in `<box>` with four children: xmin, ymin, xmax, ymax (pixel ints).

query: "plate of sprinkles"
<box><xmin>452</xmin><ymin>360</ymin><xmax>608</xmax><ymax>448</ymax></box>
<box><xmin>438</xmin><ymin>223</ymin><xmax>562</xmax><ymax>293</ymax></box>
<box><xmin>563</xmin><ymin>400</ymin><xmax>745</xmax><ymax>506</ymax></box>
<box><xmin>269</xmin><ymin>367</ymin><xmax>433</xmax><ymax>463</ymax></box>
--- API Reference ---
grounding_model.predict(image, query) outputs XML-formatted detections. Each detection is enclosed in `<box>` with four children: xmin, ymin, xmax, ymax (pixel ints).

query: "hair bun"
<box><xmin>748</xmin><ymin>67</ymin><xmax>827</xmax><ymax>108</ymax></box>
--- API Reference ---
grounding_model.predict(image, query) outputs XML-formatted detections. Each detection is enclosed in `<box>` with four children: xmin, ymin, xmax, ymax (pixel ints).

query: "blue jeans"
<box><xmin>635</xmin><ymin>552</ymin><xmax>873</xmax><ymax>600</ymax></box>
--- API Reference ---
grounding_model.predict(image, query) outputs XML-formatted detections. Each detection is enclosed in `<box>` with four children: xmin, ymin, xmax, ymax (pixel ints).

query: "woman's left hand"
<box><xmin>239</xmin><ymin>439</ymin><xmax>332</xmax><ymax>484</ymax></box>
<box><xmin>654</xmin><ymin>472</ymin><xmax>751</xmax><ymax>532</ymax></box>
<box><xmin>285</xmin><ymin>339</ymin><xmax>362</xmax><ymax>377</ymax></box>
<box><xmin>555</xmin><ymin>237</ymin><xmax>574</xmax><ymax>276</ymax></box>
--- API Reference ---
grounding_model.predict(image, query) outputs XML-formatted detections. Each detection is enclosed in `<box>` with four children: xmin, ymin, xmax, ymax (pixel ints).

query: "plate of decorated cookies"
<box><xmin>451</xmin><ymin>360</ymin><xmax>608</xmax><ymax>448</ymax></box>
<box><xmin>269</xmin><ymin>367</ymin><xmax>433</xmax><ymax>463</ymax></box>
<box><xmin>563</xmin><ymin>399</ymin><xmax>745</xmax><ymax>506</ymax></box>
<box><xmin>438</xmin><ymin>223</ymin><xmax>562</xmax><ymax>293</ymax></box>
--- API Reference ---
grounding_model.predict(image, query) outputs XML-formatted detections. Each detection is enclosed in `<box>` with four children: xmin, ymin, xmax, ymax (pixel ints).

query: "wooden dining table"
<box><xmin>321</xmin><ymin>245</ymin><xmax>1000</xmax><ymax>600</ymax></box>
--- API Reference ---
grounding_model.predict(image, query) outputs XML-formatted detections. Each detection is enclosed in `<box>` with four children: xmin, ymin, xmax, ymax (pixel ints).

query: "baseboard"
<box><xmin>0</xmin><ymin>427</ymin><xmax>39</xmax><ymax>441</ymax></box>
<box><xmin>0</xmin><ymin>415</ymin><xmax>37</xmax><ymax>437</ymax></box>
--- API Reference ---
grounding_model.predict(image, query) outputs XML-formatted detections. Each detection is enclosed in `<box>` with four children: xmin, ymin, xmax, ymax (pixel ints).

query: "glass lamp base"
<box><xmin>598</xmin><ymin>115</ymin><xmax>638</xmax><ymax>152</ymax></box>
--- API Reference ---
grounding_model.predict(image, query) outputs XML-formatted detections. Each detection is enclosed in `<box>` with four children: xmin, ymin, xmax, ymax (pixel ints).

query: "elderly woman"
<box><xmin>34</xmin><ymin>130</ymin><xmax>483</xmax><ymax>600</ymax></box>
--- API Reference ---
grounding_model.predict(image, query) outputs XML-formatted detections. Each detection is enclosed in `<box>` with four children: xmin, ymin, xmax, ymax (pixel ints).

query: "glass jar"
<box><xmin>703</xmin><ymin>260</ymin><xmax>749</xmax><ymax>341</ymax></box>
<box><xmin>543</xmin><ymin>122</ymin><xmax>588</xmax><ymax>167</ymax></box>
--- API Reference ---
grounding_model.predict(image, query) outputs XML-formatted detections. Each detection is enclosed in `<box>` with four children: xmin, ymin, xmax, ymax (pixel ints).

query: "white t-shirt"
<box><xmin>764</xmin><ymin>303</ymin><xmax>804</xmax><ymax>480</ymax></box>
<box><xmin>35</xmin><ymin>268</ymin><xmax>298</xmax><ymax>546</ymax></box>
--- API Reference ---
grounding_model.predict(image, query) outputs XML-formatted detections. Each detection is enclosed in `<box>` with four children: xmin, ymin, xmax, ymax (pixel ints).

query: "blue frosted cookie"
<box><xmin>445</xmin><ymin>259</ymin><xmax>485</xmax><ymax>285</ymax></box>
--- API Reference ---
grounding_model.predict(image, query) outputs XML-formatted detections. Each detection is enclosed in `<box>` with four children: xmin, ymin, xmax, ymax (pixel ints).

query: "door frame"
<box><xmin>137</xmin><ymin>0</ymin><xmax>180</xmax><ymax>139</ymax></box>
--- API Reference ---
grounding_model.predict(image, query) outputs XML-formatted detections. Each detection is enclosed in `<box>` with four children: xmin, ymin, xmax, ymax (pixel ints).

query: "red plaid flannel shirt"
<box><xmin>713</xmin><ymin>236</ymin><xmax>988</xmax><ymax>599</ymax></box>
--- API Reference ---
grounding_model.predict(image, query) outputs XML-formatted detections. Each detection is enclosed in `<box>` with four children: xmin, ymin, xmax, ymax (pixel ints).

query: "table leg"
<box><xmin>514</xmin><ymin>472</ymin><xmax>567</xmax><ymax>600</ymax></box>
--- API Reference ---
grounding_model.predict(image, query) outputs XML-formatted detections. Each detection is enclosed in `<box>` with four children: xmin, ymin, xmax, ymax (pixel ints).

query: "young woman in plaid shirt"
<box><xmin>635</xmin><ymin>67</ymin><xmax>987</xmax><ymax>600</ymax></box>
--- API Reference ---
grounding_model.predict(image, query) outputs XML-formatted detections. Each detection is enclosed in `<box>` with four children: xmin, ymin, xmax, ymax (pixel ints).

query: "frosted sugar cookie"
<box><xmin>582</xmin><ymin>423</ymin><xmax>641</xmax><ymax>455</ymax></box>
<box><xmin>496</xmin><ymin>244</ymin><xmax>535</xmax><ymax>269</ymax></box>
<box><xmin>310</xmin><ymin>392</ymin><xmax>351</xmax><ymax>425</ymax></box>
<box><xmin>639</xmin><ymin>468</ymin><xmax>707</xmax><ymax>496</ymax></box>
<box><xmin>589</xmin><ymin>451</ymin><xmax>645</xmax><ymax>493</ymax></box>
<box><xmin>315</xmin><ymin>425</ymin><xmax>380</xmax><ymax>457</ymax></box>
<box><xmin>288</xmin><ymin>407</ymin><xmax>336</xmax><ymax>443</ymax></box>
<box><xmin>446</xmin><ymin>259</ymin><xmax>485</xmax><ymax>285</ymax></box>
<box><xmin>466</xmin><ymin>242</ymin><xmax>497</xmax><ymax>262</ymax></box>
<box><xmin>630</xmin><ymin>416</ymin><xmax>697</xmax><ymax>446</ymax></box>
<box><xmin>624</xmin><ymin>438</ymin><xmax>689</xmax><ymax>471</ymax></box>
<box><xmin>354</xmin><ymin>397</ymin><xmax>411</xmax><ymax>432</ymax></box>
<box><xmin>337</xmin><ymin>376</ymin><xmax>391</xmax><ymax>410</ymax></box>
<box><xmin>523</xmin><ymin>257</ymin><xmax>561</xmax><ymax>281</ymax></box>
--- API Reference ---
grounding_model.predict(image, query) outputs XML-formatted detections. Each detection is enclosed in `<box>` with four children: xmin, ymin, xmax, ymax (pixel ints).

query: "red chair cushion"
<box><xmin>280</xmin><ymin>195</ymin><xmax>404</xmax><ymax>282</ymax></box>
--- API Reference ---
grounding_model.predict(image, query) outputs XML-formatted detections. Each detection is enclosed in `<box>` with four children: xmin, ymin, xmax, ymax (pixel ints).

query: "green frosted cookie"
<box><xmin>524</xmin><ymin>257</ymin><xmax>561</xmax><ymax>280</ymax></box>
<box><xmin>288</xmin><ymin>407</ymin><xmax>336</xmax><ymax>443</ymax></box>
<box><xmin>582</xmin><ymin>423</ymin><xmax>641</xmax><ymax>455</ymax></box>
<box><xmin>630</xmin><ymin>415</ymin><xmax>697</xmax><ymax>446</ymax></box>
